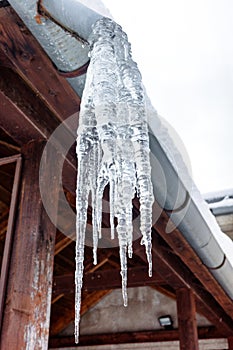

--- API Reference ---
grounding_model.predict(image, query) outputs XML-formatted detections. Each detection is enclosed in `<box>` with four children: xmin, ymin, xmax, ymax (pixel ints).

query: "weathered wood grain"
<box><xmin>0</xmin><ymin>141</ymin><xmax>61</xmax><ymax>349</ymax></box>
<box><xmin>177</xmin><ymin>288</ymin><xmax>199</xmax><ymax>350</ymax></box>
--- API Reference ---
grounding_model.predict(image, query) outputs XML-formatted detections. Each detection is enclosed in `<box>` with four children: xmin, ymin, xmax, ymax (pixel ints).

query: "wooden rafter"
<box><xmin>0</xmin><ymin>7</ymin><xmax>80</xmax><ymax>194</ymax></box>
<box><xmin>0</xmin><ymin>90</ymin><xmax>43</xmax><ymax>144</ymax></box>
<box><xmin>0</xmin><ymin>7</ymin><xmax>80</xmax><ymax>123</ymax></box>
<box><xmin>0</xmin><ymin>140</ymin><xmax>20</xmax><ymax>153</ymax></box>
<box><xmin>152</xmin><ymin>202</ymin><xmax>233</xmax><ymax>323</ymax></box>
<box><xmin>53</xmin><ymin>266</ymin><xmax>166</xmax><ymax>297</ymax></box>
<box><xmin>133</xmin><ymin>235</ymin><xmax>233</xmax><ymax>337</ymax></box>
<box><xmin>50</xmin><ymin>220</ymin><xmax>233</xmax><ymax>338</ymax></box>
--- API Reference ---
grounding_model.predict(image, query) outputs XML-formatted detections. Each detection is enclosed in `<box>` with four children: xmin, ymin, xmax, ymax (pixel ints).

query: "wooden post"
<box><xmin>0</xmin><ymin>141</ymin><xmax>61</xmax><ymax>350</ymax></box>
<box><xmin>176</xmin><ymin>288</ymin><xmax>199</xmax><ymax>350</ymax></box>
<box><xmin>228</xmin><ymin>337</ymin><xmax>233</xmax><ymax>350</ymax></box>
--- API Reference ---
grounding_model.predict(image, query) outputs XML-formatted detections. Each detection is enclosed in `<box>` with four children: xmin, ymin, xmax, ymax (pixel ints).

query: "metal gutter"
<box><xmin>7</xmin><ymin>0</ymin><xmax>102</xmax><ymax>96</ymax></box>
<box><xmin>7</xmin><ymin>0</ymin><xmax>233</xmax><ymax>301</ymax></box>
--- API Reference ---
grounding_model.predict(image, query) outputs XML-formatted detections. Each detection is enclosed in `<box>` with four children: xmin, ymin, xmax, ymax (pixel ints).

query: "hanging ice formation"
<box><xmin>75</xmin><ymin>17</ymin><xmax>154</xmax><ymax>343</ymax></box>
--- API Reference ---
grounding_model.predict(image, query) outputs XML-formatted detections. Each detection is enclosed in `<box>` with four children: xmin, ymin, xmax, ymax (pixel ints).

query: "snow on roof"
<box><xmin>204</xmin><ymin>188</ymin><xmax>233</xmax><ymax>203</ymax></box>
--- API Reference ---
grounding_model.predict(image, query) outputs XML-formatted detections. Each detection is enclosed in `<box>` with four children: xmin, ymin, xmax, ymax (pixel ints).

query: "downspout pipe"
<box><xmin>8</xmin><ymin>0</ymin><xmax>233</xmax><ymax>300</ymax></box>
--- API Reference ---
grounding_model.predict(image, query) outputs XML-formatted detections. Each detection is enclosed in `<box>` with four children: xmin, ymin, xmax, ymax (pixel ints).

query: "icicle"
<box><xmin>75</xmin><ymin>131</ymin><xmax>92</xmax><ymax>343</ymax></box>
<box><xmin>75</xmin><ymin>17</ymin><xmax>154</xmax><ymax>343</ymax></box>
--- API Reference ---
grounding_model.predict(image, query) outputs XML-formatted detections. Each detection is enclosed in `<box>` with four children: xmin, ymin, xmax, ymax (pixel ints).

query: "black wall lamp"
<box><xmin>158</xmin><ymin>315</ymin><xmax>173</xmax><ymax>330</ymax></box>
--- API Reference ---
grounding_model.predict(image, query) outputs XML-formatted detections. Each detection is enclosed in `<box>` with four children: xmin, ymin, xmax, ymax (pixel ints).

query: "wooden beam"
<box><xmin>82</xmin><ymin>250</ymin><xmax>121</xmax><ymax>277</ymax></box>
<box><xmin>0</xmin><ymin>141</ymin><xmax>61</xmax><ymax>349</ymax></box>
<box><xmin>0</xmin><ymin>7</ymin><xmax>80</xmax><ymax>123</ymax></box>
<box><xmin>157</xmin><ymin>238</ymin><xmax>233</xmax><ymax>337</ymax></box>
<box><xmin>0</xmin><ymin>140</ymin><xmax>20</xmax><ymax>153</ymax></box>
<box><xmin>0</xmin><ymin>89</ymin><xmax>43</xmax><ymax>144</ymax></box>
<box><xmin>132</xmin><ymin>199</ymin><xmax>233</xmax><ymax>334</ymax></box>
<box><xmin>133</xmin><ymin>236</ymin><xmax>233</xmax><ymax>337</ymax></box>
<box><xmin>176</xmin><ymin>288</ymin><xmax>199</xmax><ymax>350</ymax></box>
<box><xmin>0</xmin><ymin>7</ymin><xmax>79</xmax><ymax>194</ymax></box>
<box><xmin>0</xmin><ymin>154</ymin><xmax>22</xmax><ymax>166</ymax></box>
<box><xmin>0</xmin><ymin>73</ymin><xmax>77</xmax><ymax>194</ymax></box>
<box><xmin>0</xmin><ymin>67</ymin><xmax>62</xmax><ymax>139</ymax></box>
<box><xmin>153</xmin><ymin>202</ymin><xmax>233</xmax><ymax>323</ymax></box>
<box><xmin>52</xmin><ymin>266</ymin><xmax>165</xmax><ymax>297</ymax></box>
<box><xmin>49</xmin><ymin>326</ymin><xmax>222</xmax><ymax>348</ymax></box>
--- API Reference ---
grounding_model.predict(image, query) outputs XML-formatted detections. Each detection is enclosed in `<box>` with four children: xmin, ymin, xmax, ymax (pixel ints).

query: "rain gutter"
<box><xmin>7</xmin><ymin>0</ymin><xmax>233</xmax><ymax>300</ymax></box>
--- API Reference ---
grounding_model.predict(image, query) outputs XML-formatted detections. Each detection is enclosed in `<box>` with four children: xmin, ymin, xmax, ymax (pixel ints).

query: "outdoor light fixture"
<box><xmin>158</xmin><ymin>315</ymin><xmax>173</xmax><ymax>330</ymax></box>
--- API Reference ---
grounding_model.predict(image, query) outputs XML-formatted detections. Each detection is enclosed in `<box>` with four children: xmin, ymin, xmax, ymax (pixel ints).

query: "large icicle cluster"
<box><xmin>75</xmin><ymin>18</ymin><xmax>154</xmax><ymax>343</ymax></box>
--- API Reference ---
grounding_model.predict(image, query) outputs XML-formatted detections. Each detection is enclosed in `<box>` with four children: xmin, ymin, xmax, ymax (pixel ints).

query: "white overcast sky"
<box><xmin>99</xmin><ymin>0</ymin><xmax>233</xmax><ymax>195</ymax></box>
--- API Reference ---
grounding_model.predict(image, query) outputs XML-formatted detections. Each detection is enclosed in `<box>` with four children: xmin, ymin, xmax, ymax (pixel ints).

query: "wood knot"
<box><xmin>19</xmin><ymin>50</ymin><xmax>35</xmax><ymax>62</ymax></box>
<box><xmin>48</xmin><ymin>89</ymin><xmax>57</xmax><ymax>97</ymax></box>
